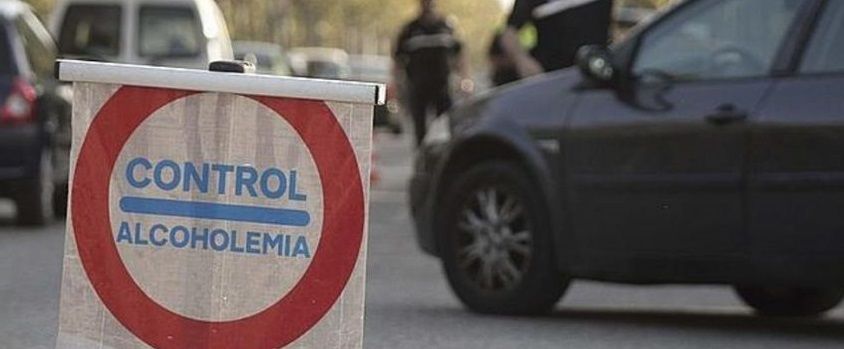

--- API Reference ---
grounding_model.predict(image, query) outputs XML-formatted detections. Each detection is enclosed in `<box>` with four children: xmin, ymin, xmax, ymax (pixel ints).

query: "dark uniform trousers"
<box><xmin>408</xmin><ymin>84</ymin><xmax>452</xmax><ymax>145</ymax></box>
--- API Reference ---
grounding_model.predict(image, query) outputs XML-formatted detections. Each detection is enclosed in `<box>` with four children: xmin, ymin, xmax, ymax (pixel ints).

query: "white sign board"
<box><xmin>55</xmin><ymin>60</ymin><xmax>382</xmax><ymax>348</ymax></box>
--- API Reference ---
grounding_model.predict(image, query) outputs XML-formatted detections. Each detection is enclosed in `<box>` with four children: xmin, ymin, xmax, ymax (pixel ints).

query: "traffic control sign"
<box><xmin>55</xmin><ymin>60</ymin><xmax>382</xmax><ymax>349</ymax></box>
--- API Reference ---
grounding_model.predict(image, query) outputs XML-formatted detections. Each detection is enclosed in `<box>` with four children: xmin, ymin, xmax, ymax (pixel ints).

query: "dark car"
<box><xmin>411</xmin><ymin>0</ymin><xmax>844</xmax><ymax>317</ymax></box>
<box><xmin>1</xmin><ymin>2</ymin><xmax>71</xmax><ymax>225</ymax></box>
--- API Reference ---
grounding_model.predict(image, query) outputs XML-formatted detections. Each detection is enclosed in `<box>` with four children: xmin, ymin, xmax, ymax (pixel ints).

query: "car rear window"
<box><xmin>0</xmin><ymin>24</ymin><xmax>13</xmax><ymax>75</ymax></box>
<box><xmin>57</xmin><ymin>5</ymin><xmax>122</xmax><ymax>57</ymax></box>
<box><xmin>138</xmin><ymin>6</ymin><xmax>200</xmax><ymax>58</ymax></box>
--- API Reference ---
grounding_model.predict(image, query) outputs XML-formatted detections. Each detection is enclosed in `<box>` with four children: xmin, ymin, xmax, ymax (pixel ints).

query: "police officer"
<box><xmin>394</xmin><ymin>0</ymin><xmax>472</xmax><ymax>146</ymax></box>
<box><xmin>500</xmin><ymin>0</ymin><xmax>614</xmax><ymax>77</ymax></box>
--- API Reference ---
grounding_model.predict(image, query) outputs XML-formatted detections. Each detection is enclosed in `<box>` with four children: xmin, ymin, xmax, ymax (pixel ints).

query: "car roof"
<box><xmin>0</xmin><ymin>0</ymin><xmax>29</xmax><ymax>20</ymax></box>
<box><xmin>49</xmin><ymin>0</ymin><xmax>225</xmax><ymax>38</ymax></box>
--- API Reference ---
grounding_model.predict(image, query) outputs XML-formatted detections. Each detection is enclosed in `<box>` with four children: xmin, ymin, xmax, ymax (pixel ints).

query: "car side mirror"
<box><xmin>576</xmin><ymin>45</ymin><xmax>616</xmax><ymax>85</ymax></box>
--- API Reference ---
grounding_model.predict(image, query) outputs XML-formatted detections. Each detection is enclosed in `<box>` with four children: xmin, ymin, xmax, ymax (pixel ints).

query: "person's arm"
<box><xmin>501</xmin><ymin>0</ymin><xmax>544</xmax><ymax>77</ymax></box>
<box><xmin>500</xmin><ymin>28</ymin><xmax>544</xmax><ymax>78</ymax></box>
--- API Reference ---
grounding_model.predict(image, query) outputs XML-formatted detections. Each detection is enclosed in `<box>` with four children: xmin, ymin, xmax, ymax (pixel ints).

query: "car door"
<box><xmin>749</xmin><ymin>0</ymin><xmax>844</xmax><ymax>275</ymax></box>
<box><xmin>564</xmin><ymin>0</ymin><xmax>809</xmax><ymax>272</ymax></box>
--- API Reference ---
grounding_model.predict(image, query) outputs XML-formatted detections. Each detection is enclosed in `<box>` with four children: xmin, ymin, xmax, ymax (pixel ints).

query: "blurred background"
<box><xmin>22</xmin><ymin>0</ymin><xmax>674</xmax><ymax>74</ymax></box>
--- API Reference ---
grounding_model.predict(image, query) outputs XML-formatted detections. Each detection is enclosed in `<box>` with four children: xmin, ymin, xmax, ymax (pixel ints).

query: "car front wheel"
<box><xmin>735</xmin><ymin>286</ymin><xmax>844</xmax><ymax>317</ymax></box>
<box><xmin>438</xmin><ymin>161</ymin><xmax>569</xmax><ymax>315</ymax></box>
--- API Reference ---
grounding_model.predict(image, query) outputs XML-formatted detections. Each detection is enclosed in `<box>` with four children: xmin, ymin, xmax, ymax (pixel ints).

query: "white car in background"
<box><xmin>49</xmin><ymin>0</ymin><xmax>233</xmax><ymax>69</ymax></box>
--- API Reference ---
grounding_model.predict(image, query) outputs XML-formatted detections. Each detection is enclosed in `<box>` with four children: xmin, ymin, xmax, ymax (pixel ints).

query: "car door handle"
<box><xmin>705</xmin><ymin>104</ymin><xmax>748</xmax><ymax>126</ymax></box>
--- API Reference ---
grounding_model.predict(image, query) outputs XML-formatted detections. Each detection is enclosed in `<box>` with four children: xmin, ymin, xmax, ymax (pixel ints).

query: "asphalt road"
<box><xmin>1</xmin><ymin>131</ymin><xmax>843</xmax><ymax>349</ymax></box>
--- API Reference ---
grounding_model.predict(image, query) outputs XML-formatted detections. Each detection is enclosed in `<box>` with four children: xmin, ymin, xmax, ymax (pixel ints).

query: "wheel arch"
<box><xmin>430</xmin><ymin>132</ymin><xmax>566</xmax><ymax>267</ymax></box>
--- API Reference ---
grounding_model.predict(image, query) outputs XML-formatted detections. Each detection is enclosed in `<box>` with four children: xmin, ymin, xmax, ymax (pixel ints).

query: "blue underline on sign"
<box><xmin>119</xmin><ymin>197</ymin><xmax>311</xmax><ymax>227</ymax></box>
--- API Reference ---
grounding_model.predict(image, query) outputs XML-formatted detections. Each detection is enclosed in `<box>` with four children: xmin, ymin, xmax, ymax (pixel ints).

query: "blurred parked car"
<box><xmin>233</xmin><ymin>41</ymin><xmax>292</xmax><ymax>76</ymax></box>
<box><xmin>348</xmin><ymin>54</ymin><xmax>391</xmax><ymax>82</ymax></box>
<box><xmin>1</xmin><ymin>1</ymin><xmax>71</xmax><ymax>225</ymax></box>
<box><xmin>349</xmin><ymin>54</ymin><xmax>402</xmax><ymax>134</ymax></box>
<box><xmin>412</xmin><ymin>0</ymin><xmax>844</xmax><ymax>317</ymax></box>
<box><xmin>49</xmin><ymin>0</ymin><xmax>233</xmax><ymax>69</ymax></box>
<box><xmin>287</xmin><ymin>47</ymin><xmax>351</xmax><ymax>80</ymax></box>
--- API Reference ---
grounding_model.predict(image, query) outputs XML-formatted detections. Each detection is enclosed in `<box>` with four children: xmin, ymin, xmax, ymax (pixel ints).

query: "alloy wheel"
<box><xmin>454</xmin><ymin>186</ymin><xmax>532</xmax><ymax>291</ymax></box>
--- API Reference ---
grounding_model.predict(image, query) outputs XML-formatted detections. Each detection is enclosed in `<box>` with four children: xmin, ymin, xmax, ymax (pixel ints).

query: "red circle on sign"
<box><xmin>71</xmin><ymin>87</ymin><xmax>365</xmax><ymax>348</ymax></box>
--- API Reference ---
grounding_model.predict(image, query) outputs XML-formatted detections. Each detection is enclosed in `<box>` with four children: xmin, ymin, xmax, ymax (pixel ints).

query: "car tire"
<box><xmin>15</xmin><ymin>150</ymin><xmax>55</xmax><ymax>226</ymax></box>
<box><xmin>735</xmin><ymin>286</ymin><xmax>844</xmax><ymax>317</ymax></box>
<box><xmin>438</xmin><ymin>161</ymin><xmax>569</xmax><ymax>315</ymax></box>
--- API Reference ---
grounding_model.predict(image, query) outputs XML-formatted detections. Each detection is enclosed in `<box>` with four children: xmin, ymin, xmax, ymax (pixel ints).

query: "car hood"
<box><xmin>451</xmin><ymin>68</ymin><xmax>584</xmax><ymax>132</ymax></box>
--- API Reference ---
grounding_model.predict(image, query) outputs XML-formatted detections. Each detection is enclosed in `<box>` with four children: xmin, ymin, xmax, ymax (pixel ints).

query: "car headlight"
<box><xmin>423</xmin><ymin>115</ymin><xmax>451</xmax><ymax>145</ymax></box>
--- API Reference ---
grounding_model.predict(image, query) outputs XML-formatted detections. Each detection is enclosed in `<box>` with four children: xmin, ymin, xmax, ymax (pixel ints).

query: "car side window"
<box><xmin>799</xmin><ymin>1</ymin><xmax>844</xmax><ymax>74</ymax></box>
<box><xmin>15</xmin><ymin>15</ymin><xmax>55</xmax><ymax>79</ymax></box>
<box><xmin>58</xmin><ymin>5</ymin><xmax>122</xmax><ymax>58</ymax></box>
<box><xmin>632</xmin><ymin>0</ymin><xmax>803</xmax><ymax>81</ymax></box>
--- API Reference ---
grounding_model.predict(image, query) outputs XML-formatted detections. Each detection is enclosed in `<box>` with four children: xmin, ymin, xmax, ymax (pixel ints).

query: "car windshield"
<box><xmin>0</xmin><ymin>24</ymin><xmax>12</xmax><ymax>75</ymax></box>
<box><xmin>138</xmin><ymin>6</ymin><xmax>200</xmax><ymax>58</ymax></box>
<box><xmin>57</xmin><ymin>5</ymin><xmax>121</xmax><ymax>58</ymax></box>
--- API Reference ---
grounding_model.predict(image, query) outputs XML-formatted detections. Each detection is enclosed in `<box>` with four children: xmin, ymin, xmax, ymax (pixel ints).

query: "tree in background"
<box><xmin>216</xmin><ymin>0</ymin><xmax>291</xmax><ymax>46</ymax></box>
<box><xmin>274</xmin><ymin>0</ymin><xmax>505</xmax><ymax>68</ymax></box>
<box><xmin>21</xmin><ymin>0</ymin><xmax>54</xmax><ymax>20</ymax></box>
<box><xmin>215</xmin><ymin>0</ymin><xmax>505</xmax><ymax>68</ymax></box>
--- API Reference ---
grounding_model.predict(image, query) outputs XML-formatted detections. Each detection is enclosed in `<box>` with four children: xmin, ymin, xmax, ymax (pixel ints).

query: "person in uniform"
<box><xmin>499</xmin><ymin>0</ymin><xmax>614</xmax><ymax>78</ymax></box>
<box><xmin>394</xmin><ymin>0</ymin><xmax>473</xmax><ymax>146</ymax></box>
